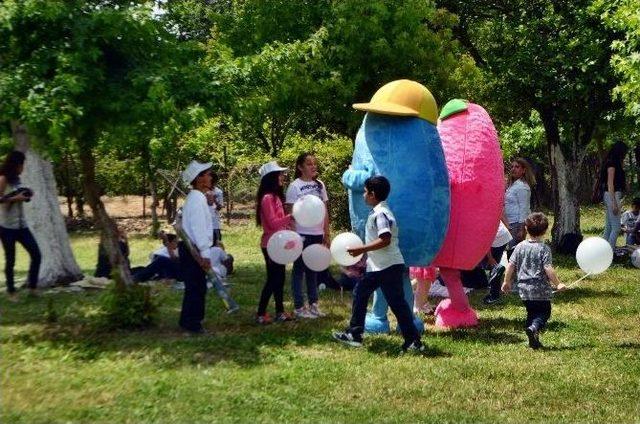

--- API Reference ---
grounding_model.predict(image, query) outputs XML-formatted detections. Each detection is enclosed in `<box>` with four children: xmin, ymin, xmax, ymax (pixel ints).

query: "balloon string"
<box><xmin>567</xmin><ymin>272</ymin><xmax>592</xmax><ymax>289</ymax></box>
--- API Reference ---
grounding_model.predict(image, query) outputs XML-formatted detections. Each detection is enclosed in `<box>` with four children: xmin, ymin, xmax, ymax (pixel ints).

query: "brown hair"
<box><xmin>508</xmin><ymin>157</ymin><xmax>536</xmax><ymax>188</ymax></box>
<box><xmin>525</xmin><ymin>212</ymin><xmax>549</xmax><ymax>237</ymax></box>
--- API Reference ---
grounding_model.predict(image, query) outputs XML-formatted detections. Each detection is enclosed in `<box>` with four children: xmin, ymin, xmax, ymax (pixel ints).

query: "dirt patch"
<box><xmin>60</xmin><ymin>195</ymin><xmax>254</xmax><ymax>234</ymax></box>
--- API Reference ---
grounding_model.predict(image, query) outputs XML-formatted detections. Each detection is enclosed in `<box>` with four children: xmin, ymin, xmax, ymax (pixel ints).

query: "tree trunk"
<box><xmin>149</xmin><ymin>175</ymin><xmax>159</xmax><ymax>236</ymax></box>
<box><xmin>77</xmin><ymin>147</ymin><xmax>133</xmax><ymax>287</ymax></box>
<box><xmin>539</xmin><ymin>110</ymin><xmax>581</xmax><ymax>248</ymax></box>
<box><xmin>10</xmin><ymin>122</ymin><xmax>83</xmax><ymax>286</ymax></box>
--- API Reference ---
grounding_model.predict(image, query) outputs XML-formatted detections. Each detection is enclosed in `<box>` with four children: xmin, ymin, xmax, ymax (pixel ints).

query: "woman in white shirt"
<box><xmin>503</xmin><ymin>158</ymin><xmax>535</xmax><ymax>256</ymax></box>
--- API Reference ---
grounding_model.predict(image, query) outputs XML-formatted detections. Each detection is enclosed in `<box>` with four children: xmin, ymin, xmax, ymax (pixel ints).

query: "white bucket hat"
<box><xmin>258</xmin><ymin>161</ymin><xmax>287</xmax><ymax>180</ymax></box>
<box><xmin>182</xmin><ymin>160</ymin><xmax>213</xmax><ymax>186</ymax></box>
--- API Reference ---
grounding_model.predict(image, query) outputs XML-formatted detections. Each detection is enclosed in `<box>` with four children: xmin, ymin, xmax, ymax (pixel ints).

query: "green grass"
<box><xmin>1</xmin><ymin>207</ymin><xmax>639</xmax><ymax>423</ymax></box>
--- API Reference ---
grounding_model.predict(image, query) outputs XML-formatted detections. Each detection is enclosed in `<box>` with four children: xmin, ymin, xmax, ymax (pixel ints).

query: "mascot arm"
<box><xmin>342</xmin><ymin>163</ymin><xmax>375</xmax><ymax>190</ymax></box>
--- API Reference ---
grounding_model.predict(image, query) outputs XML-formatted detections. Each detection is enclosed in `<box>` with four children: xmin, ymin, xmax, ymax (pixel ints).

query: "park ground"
<box><xmin>1</xmin><ymin>202</ymin><xmax>639</xmax><ymax>423</ymax></box>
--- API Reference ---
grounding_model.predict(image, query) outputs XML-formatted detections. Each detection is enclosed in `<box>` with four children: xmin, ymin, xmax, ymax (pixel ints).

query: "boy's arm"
<box><xmin>347</xmin><ymin>233</ymin><xmax>390</xmax><ymax>256</ymax></box>
<box><xmin>501</xmin><ymin>262</ymin><xmax>515</xmax><ymax>292</ymax></box>
<box><xmin>544</xmin><ymin>265</ymin><xmax>566</xmax><ymax>290</ymax></box>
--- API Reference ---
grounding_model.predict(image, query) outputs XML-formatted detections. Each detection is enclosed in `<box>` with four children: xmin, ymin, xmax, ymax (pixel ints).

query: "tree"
<box><xmin>439</xmin><ymin>0</ymin><xmax>625</xmax><ymax>244</ymax></box>
<box><xmin>10</xmin><ymin>122</ymin><xmax>83</xmax><ymax>286</ymax></box>
<box><xmin>0</xmin><ymin>0</ymin><xmax>184</xmax><ymax>286</ymax></box>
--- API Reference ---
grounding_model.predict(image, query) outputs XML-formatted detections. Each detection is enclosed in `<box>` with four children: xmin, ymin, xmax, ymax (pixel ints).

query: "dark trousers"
<box><xmin>213</xmin><ymin>229</ymin><xmax>222</xmax><ymax>246</ymax></box>
<box><xmin>258</xmin><ymin>248</ymin><xmax>286</xmax><ymax>315</ymax></box>
<box><xmin>178</xmin><ymin>243</ymin><xmax>207</xmax><ymax>332</ymax></box>
<box><xmin>524</xmin><ymin>300</ymin><xmax>552</xmax><ymax>331</ymax></box>
<box><xmin>487</xmin><ymin>244</ymin><xmax>507</xmax><ymax>297</ymax></box>
<box><xmin>349</xmin><ymin>264</ymin><xmax>419</xmax><ymax>343</ymax></box>
<box><xmin>133</xmin><ymin>256</ymin><xmax>182</xmax><ymax>282</ymax></box>
<box><xmin>291</xmin><ymin>234</ymin><xmax>322</xmax><ymax>308</ymax></box>
<box><xmin>0</xmin><ymin>226</ymin><xmax>41</xmax><ymax>292</ymax></box>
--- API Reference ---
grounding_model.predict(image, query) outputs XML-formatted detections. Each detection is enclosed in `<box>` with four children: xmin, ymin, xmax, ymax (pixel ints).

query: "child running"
<box><xmin>255</xmin><ymin>161</ymin><xmax>294</xmax><ymax>324</ymax></box>
<box><xmin>501</xmin><ymin>212</ymin><xmax>566</xmax><ymax>349</ymax></box>
<box><xmin>333</xmin><ymin>176</ymin><xmax>424</xmax><ymax>352</ymax></box>
<box><xmin>285</xmin><ymin>152</ymin><xmax>330</xmax><ymax>319</ymax></box>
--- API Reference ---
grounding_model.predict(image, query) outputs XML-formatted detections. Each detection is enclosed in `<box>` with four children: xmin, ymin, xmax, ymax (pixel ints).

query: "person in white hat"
<box><xmin>178</xmin><ymin>160</ymin><xmax>213</xmax><ymax>334</ymax></box>
<box><xmin>255</xmin><ymin>161</ymin><xmax>294</xmax><ymax>324</ymax></box>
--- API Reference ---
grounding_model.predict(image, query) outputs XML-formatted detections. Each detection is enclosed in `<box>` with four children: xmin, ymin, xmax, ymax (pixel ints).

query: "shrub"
<box><xmin>97</xmin><ymin>282</ymin><xmax>158</xmax><ymax>330</ymax></box>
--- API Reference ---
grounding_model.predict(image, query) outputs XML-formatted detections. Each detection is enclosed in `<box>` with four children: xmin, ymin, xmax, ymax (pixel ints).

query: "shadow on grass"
<box><xmin>366</xmin><ymin>336</ymin><xmax>450</xmax><ymax>358</ymax></box>
<box><xmin>2</xmin><ymin>262</ymin><xmax>415</xmax><ymax>369</ymax></box>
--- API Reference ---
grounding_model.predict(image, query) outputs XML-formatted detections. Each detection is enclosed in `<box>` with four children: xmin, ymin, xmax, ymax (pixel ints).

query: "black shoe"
<box><xmin>483</xmin><ymin>294</ymin><xmax>501</xmax><ymax>305</ymax></box>
<box><xmin>332</xmin><ymin>330</ymin><xmax>363</xmax><ymax>347</ymax></box>
<box><xmin>402</xmin><ymin>339</ymin><xmax>426</xmax><ymax>354</ymax></box>
<box><xmin>525</xmin><ymin>326</ymin><xmax>542</xmax><ymax>349</ymax></box>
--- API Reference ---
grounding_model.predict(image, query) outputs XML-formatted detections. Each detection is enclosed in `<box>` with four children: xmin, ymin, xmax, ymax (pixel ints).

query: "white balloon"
<box><xmin>292</xmin><ymin>195</ymin><xmax>326</xmax><ymax>227</ymax></box>
<box><xmin>575</xmin><ymin>237</ymin><xmax>613</xmax><ymax>275</ymax></box>
<box><xmin>330</xmin><ymin>232</ymin><xmax>364</xmax><ymax>266</ymax></box>
<box><xmin>266</xmin><ymin>230</ymin><xmax>303</xmax><ymax>265</ymax></box>
<box><xmin>631</xmin><ymin>249</ymin><xmax>640</xmax><ymax>269</ymax></box>
<box><xmin>302</xmin><ymin>244</ymin><xmax>332</xmax><ymax>272</ymax></box>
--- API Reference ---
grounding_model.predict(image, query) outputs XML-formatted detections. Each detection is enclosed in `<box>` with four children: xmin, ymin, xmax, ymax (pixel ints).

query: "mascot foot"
<box><xmin>365</xmin><ymin>313</ymin><xmax>390</xmax><ymax>334</ymax></box>
<box><xmin>395</xmin><ymin>315</ymin><xmax>425</xmax><ymax>335</ymax></box>
<box><xmin>434</xmin><ymin>299</ymin><xmax>478</xmax><ymax>328</ymax></box>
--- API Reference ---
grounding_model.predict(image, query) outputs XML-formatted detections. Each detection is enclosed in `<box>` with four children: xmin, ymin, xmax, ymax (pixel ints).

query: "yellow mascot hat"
<box><xmin>353</xmin><ymin>79</ymin><xmax>438</xmax><ymax>125</ymax></box>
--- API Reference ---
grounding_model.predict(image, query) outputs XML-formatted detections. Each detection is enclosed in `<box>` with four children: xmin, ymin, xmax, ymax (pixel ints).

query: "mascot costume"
<box><xmin>342</xmin><ymin>80</ymin><xmax>451</xmax><ymax>333</ymax></box>
<box><xmin>431</xmin><ymin>99</ymin><xmax>504</xmax><ymax>328</ymax></box>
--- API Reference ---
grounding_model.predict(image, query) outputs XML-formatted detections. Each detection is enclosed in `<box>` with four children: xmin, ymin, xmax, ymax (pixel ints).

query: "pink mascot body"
<box><xmin>432</xmin><ymin>100</ymin><xmax>504</xmax><ymax>328</ymax></box>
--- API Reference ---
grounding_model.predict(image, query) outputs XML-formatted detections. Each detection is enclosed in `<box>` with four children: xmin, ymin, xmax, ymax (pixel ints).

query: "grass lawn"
<box><xmin>1</xmin><ymin>206</ymin><xmax>639</xmax><ymax>423</ymax></box>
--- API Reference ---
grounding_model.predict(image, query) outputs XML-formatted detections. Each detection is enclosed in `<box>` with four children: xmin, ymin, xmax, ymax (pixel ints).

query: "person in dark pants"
<box><xmin>132</xmin><ymin>234</ymin><xmax>182</xmax><ymax>282</ymax></box>
<box><xmin>95</xmin><ymin>226</ymin><xmax>130</xmax><ymax>278</ymax></box>
<box><xmin>333</xmin><ymin>176</ymin><xmax>424</xmax><ymax>352</ymax></box>
<box><xmin>501</xmin><ymin>212</ymin><xmax>566</xmax><ymax>349</ymax></box>
<box><xmin>0</xmin><ymin>151</ymin><xmax>41</xmax><ymax>300</ymax></box>
<box><xmin>255</xmin><ymin>161</ymin><xmax>294</xmax><ymax>324</ymax></box>
<box><xmin>178</xmin><ymin>160</ymin><xmax>215</xmax><ymax>334</ymax></box>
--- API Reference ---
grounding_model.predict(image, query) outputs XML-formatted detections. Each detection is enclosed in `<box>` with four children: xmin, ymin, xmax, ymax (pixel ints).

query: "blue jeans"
<box><xmin>603</xmin><ymin>192</ymin><xmax>622</xmax><ymax>248</ymax></box>
<box><xmin>524</xmin><ymin>300</ymin><xmax>551</xmax><ymax>331</ymax></box>
<box><xmin>0</xmin><ymin>226</ymin><xmax>41</xmax><ymax>293</ymax></box>
<box><xmin>132</xmin><ymin>256</ymin><xmax>182</xmax><ymax>282</ymax></box>
<box><xmin>291</xmin><ymin>234</ymin><xmax>322</xmax><ymax>309</ymax></box>
<box><xmin>348</xmin><ymin>264</ymin><xmax>419</xmax><ymax>343</ymax></box>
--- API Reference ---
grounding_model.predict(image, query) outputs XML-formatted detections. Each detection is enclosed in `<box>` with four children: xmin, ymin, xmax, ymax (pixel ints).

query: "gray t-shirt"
<box><xmin>509</xmin><ymin>239</ymin><xmax>553</xmax><ymax>301</ymax></box>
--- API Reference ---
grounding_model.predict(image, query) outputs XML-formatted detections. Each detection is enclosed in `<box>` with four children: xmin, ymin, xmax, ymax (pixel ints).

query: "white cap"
<box><xmin>258</xmin><ymin>161</ymin><xmax>287</xmax><ymax>179</ymax></box>
<box><xmin>182</xmin><ymin>160</ymin><xmax>213</xmax><ymax>186</ymax></box>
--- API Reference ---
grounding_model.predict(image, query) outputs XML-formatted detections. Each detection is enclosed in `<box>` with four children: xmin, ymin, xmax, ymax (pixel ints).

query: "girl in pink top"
<box><xmin>255</xmin><ymin>161</ymin><xmax>294</xmax><ymax>324</ymax></box>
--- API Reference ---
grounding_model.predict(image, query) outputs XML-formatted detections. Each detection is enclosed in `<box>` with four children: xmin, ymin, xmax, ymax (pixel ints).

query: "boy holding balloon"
<box><xmin>501</xmin><ymin>212</ymin><xmax>566</xmax><ymax>349</ymax></box>
<box><xmin>332</xmin><ymin>176</ymin><xmax>424</xmax><ymax>352</ymax></box>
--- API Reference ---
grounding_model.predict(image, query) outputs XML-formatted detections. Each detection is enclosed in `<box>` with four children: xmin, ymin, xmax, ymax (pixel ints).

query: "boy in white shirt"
<box><xmin>332</xmin><ymin>176</ymin><xmax>424</xmax><ymax>353</ymax></box>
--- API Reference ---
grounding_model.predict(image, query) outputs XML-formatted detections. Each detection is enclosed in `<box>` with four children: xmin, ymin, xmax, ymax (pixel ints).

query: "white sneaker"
<box><xmin>294</xmin><ymin>307</ymin><xmax>317</xmax><ymax>319</ymax></box>
<box><xmin>309</xmin><ymin>303</ymin><xmax>326</xmax><ymax>317</ymax></box>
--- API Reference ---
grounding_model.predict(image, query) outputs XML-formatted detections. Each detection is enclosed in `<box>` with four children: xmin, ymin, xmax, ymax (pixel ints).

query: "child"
<box><xmin>255</xmin><ymin>161</ymin><xmax>294</xmax><ymax>324</ymax></box>
<box><xmin>132</xmin><ymin>233</ymin><xmax>181</xmax><ymax>282</ymax></box>
<box><xmin>621</xmin><ymin>197</ymin><xmax>640</xmax><ymax>245</ymax></box>
<box><xmin>333</xmin><ymin>176</ymin><xmax>424</xmax><ymax>352</ymax></box>
<box><xmin>205</xmin><ymin>172</ymin><xmax>225</xmax><ymax>246</ymax></box>
<box><xmin>285</xmin><ymin>152</ymin><xmax>330</xmax><ymax>319</ymax></box>
<box><xmin>410</xmin><ymin>266</ymin><xmax>437</xmax><ymax>315</ymax></box>
<box><xmin>501</xmin><ymin>212</ymin><xmax>566</xmax><ymax>349</ymax></box>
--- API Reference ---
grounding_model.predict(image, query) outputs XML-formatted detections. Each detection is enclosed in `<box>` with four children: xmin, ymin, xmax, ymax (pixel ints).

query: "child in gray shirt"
<box><xmin>502</xmin><ymin>212</ymin><xmax>566</xmax><ymax>349</ymax></box>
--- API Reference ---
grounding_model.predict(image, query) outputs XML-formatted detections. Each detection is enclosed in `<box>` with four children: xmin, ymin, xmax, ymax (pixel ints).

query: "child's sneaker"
<box><xmin>294</xmin><ymin>307</ymin><xmax>317</xmax><ymax>319</ymax></box>
<box><xmin>274</xmin><ymin>312</ymin><xmax>294</xmax><ymax>322</ymax></box>
<box><xmin>309</xmin><ymin>303</ymin><xmax>326</xmax><ymax>317</ymax></box>
<box><xmin>402</xmin><ymin>339</ymin><xmax>426</xmax><ymax>354</ymax></box>
<box><xmin>525</xmin><ymin>326</ymin><xmax>542</xmax><ymax>349</ymax></box>
<box><xmin>332</xmin><ymin>330</ymin><xmax>363</xmax><ymax>347</ymax></box>
<box><xmin>482</xmin><ymin>294</ymin><xmax>501</xmax><ymax>305</ymax></box>
<box><xmin>255</xmin><ymin>313</ymin><xmax>272</xmax><ymax>325</ymax></box>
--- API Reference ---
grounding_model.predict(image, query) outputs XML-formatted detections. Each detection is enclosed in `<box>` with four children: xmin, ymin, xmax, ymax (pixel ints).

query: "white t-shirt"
<box><xmin>208</xmin><ymin>246</ymin><xmax>228</xmax><ymax>278</ymax></box>
<box><xmin>207</xmin><ymin>187</ymin><xmax>224</xmax><ymax>230</ymax></box>
<box><xmin>365</xmin><ymin>201</ymin><xmax>404</xmax><ymax>272</ymax></box>
<box><xmin>285</xmin><ymin>178</ymin><xmax>328</xmax><ymax>235</ymax></box>
<box><xmin>149</xmin><ymin>245</ymin><xmax>179</xmax><ymax>261</ymax></box>
<box><xmin>492</xmin><ymin>221</ymin><xmax>513</xmax><ymax>247</ymax></box>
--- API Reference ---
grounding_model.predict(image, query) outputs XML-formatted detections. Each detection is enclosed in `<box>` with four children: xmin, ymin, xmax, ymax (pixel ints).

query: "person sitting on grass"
<box><xmin>501</xmin><ymin>212</ymin><xmax>566</xmax><ymax>349</ymax></box>
<box><xmin>621</xmin><ymin>197</ymin><xmax>640</xmax><ymax>246</ymax></box>
<box><xmin>332</xmin><ymin>176</ymin><xmax>424</xmax><ymax>353</ymax></box>
<box><xmin>132</xmin><ymin>233</ymin><xmax>182</xmax><ymax>282</ymax></box>
<box><xmin>95</xmin><ymin>226</ymin><xmax>130</xmax><ymax>279</ymax></box>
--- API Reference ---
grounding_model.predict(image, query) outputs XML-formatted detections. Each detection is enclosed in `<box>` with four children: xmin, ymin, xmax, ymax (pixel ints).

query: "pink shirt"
<box><xmin>260</xmin><ymin>194</ymin><xmax>292</xmax><ymax>248</ymax></box>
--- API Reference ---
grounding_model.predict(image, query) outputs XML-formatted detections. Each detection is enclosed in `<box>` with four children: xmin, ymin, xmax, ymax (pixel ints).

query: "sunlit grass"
<box><xmin>1</xmin><ymin>208</ymin><xmax>639</xmax><ymax>423</ymax></box>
